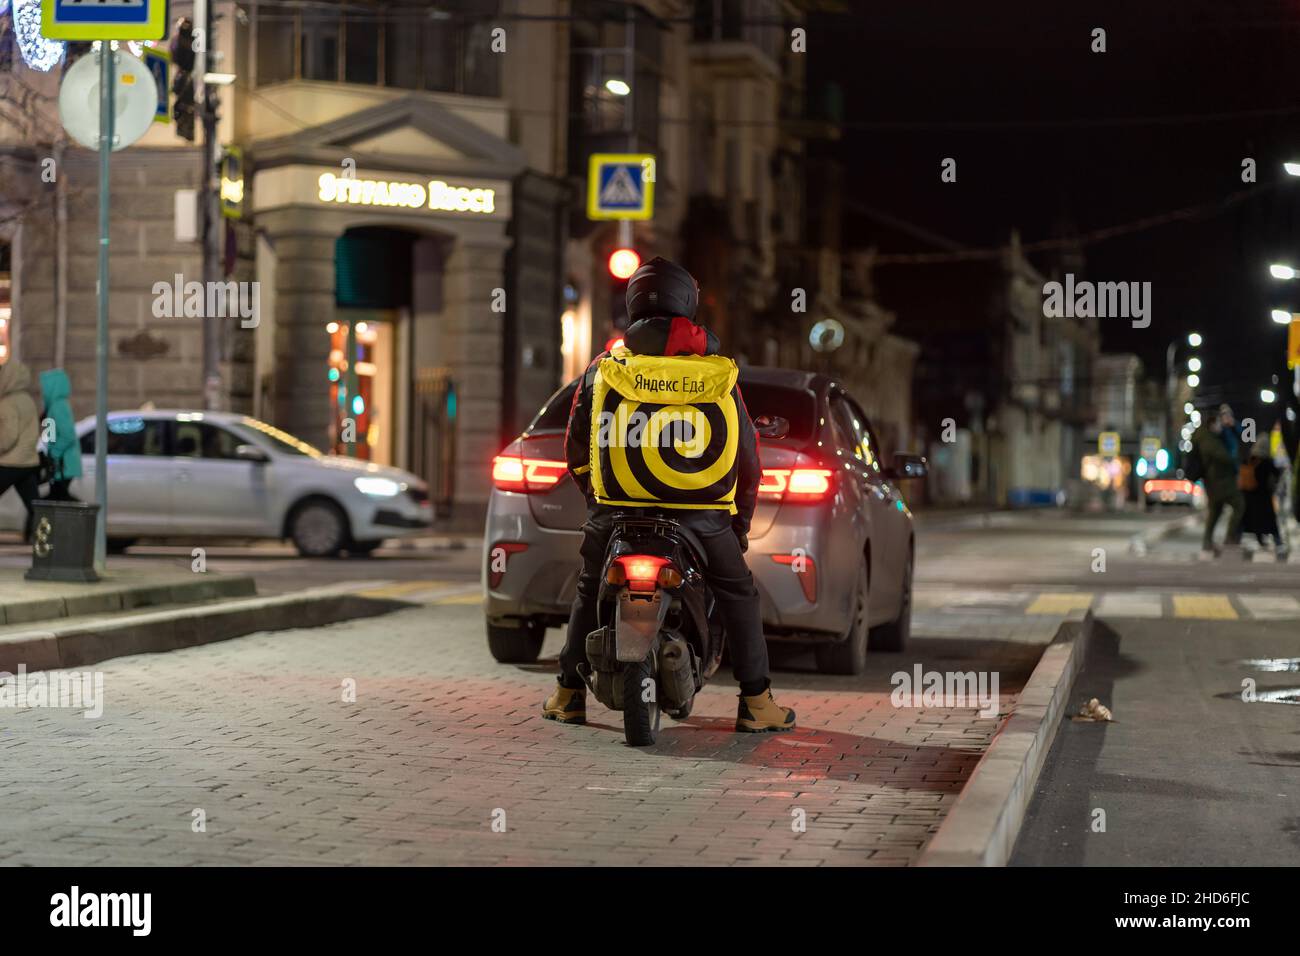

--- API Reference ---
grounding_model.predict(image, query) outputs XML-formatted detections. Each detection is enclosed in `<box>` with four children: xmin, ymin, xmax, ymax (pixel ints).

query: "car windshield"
<box><xmin>737</xmin><ymin>383</ymin><xmax>817</xmax><ymax>443</ymax></box>
<box><xmin>233</xmin><ymin>417</ymin><xmax>323</xmax><ymax>458</ymax></box>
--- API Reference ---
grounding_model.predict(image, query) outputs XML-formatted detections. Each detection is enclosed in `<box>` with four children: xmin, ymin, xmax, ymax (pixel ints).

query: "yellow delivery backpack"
<box><xmin>589</xmin><ymin>346</ymin><xmax>741</xmax><ymax>513</ymax></box>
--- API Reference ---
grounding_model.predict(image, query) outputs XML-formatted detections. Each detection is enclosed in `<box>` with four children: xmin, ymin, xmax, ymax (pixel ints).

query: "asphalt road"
<box><xmin>917</xmin><ymin>507</ymin><xmax>1299</xmax><ymax>591</ymax></box>
<box><xmin>1011</xmin><ymin>617</ymin><xmax>1300</xmax><ymax>866</ymax></box>
<box><xmin>0</xmin><ymin>505</ymin><xmax>1267</xmax><ymax>594</ymax></box>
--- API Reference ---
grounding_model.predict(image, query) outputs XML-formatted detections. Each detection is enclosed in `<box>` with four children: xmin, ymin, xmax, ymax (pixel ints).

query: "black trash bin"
<box><xmin>26</xmin><ymin>500</ymin><xmax>100</xmax><ymax>583</ymax></box>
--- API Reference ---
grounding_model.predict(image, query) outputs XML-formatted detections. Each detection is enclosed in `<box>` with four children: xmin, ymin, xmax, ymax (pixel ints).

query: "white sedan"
<box><xmin>0</xmin><ymin>410</ymin><xmax>433</xmax><ymax>556</ymax></box>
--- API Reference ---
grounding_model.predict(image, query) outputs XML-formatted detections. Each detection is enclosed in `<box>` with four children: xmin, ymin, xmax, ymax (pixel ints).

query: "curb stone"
<box><xmin>0</xmin><ymin>587</ymin><xmax>412</xmax><ymax>673</ymax></box>
<box><xmin>916</xmin><ymin>611</ymin><xmax>1095</xmax><ymax>866</ymax></box>
<box><xmin>0</xmin><ymin>574</ymin><xmax>256</xmax><ymax>626</ymax></box>
<box><xmin>1128</xmin><ymin>511</ymin><xmax>1198</xmax><ymax>554</ymax></box>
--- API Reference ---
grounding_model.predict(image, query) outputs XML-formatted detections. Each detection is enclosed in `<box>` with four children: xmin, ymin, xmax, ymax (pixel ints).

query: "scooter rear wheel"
<box><xmin>622</xmin><ymin>657</ymin><xmax>661</xmax><ymax>746</ymax></box>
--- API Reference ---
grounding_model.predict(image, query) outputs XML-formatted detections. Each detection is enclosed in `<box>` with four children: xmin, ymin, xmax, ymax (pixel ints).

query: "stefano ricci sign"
<box><xmin>317</xmin><ymin>172</ymin><xmax>496</xmax><ymax>214</ymax></box>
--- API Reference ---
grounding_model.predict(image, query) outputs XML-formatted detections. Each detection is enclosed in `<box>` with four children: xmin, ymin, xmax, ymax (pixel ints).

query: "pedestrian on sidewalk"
<box><xmin>38</xmin><ymin>368</ymin><xmax>82</xmax><ymax>501</ymax></box>
<box><xmin>1190</xmin><ymin>404</ymin><xmax>1243</xmax><ymax>559</ymax></box>
<box><xmin>0</xmin><ymin>359</ymin><xmax>41</xmax><ymax>539</ymax></box>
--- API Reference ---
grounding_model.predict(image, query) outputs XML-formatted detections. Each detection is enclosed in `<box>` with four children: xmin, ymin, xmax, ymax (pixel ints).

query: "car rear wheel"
<box><xmin>869</xmin><ymin>545</ymin><xmax>911</xmax><ymax>653</ymax></box>
<box><xmin>486</xmin><ymin>621</ymin><xmax>545</xmax><ymax>663</ymax></box>
<box><xmin>347</xmin><ymin>540</ymin><xmax>384</xmax><ymax>557</ymax></box>
<box><xmin>815</xmin><ymin>561</ymin><xmax>869</xmax><ymax>675</ymax></box>
<box><xmin>290</xmin><ymin>499</ymin><xmax>348</xmax><ymax>557</ymax></box>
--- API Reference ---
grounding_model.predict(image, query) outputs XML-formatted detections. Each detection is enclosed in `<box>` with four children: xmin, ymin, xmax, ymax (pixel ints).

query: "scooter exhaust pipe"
<box><xmin>658</xmin><ymin>635</ymin><xmax>696</xmax><ymax>709</ymax></box>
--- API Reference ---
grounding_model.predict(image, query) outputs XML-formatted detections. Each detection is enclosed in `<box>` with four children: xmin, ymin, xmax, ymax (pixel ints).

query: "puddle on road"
<box><xmin>1253</xmin><ymin>689</ymin><xmax>1300</xmax><ymax>705</ymax></box>
<box><xmin>1219</xmin><ymin>686</ymin><xmax>1300</xmax><ymax>705</ymax></box>
<box><xmin>1234</xmin><ymin>658</ymin><xmax>1300</xmax><ymax>673</ymax></box>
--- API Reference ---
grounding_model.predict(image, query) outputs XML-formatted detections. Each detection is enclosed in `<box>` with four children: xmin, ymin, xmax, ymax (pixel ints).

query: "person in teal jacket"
<box><xmin>38</xmin><ymin>368</ymin><xmax>82</xmax><ymax>500</ymax></box>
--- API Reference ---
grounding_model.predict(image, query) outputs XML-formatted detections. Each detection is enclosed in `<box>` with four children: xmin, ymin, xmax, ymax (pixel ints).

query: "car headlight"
<box><xmin>354</xmin><ymin>476</ymin><xmax>403</xmax><ymax>497</ymax></box>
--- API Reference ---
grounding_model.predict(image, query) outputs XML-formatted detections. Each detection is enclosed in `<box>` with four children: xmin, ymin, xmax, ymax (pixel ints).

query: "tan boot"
<box><xmin>736</xmin><ymin>686</ymin><xmax>796</xmax><ymax>733</ymax></box>
<box><xmin>542</xmin><ymin>679</ymin><xmax>586</xmax><ymax>725</ymax></box>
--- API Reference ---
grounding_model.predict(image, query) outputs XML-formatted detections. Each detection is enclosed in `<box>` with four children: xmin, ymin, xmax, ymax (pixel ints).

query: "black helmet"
<box><xmin>625</xmin><ymin>256</ymin><xmax>699</xmax><ymax>322</ymax></box>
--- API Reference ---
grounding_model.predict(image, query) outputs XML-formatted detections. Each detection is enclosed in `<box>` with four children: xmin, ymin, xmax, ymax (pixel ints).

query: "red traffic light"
<box><xmin>608</xmin><ymin>248</ymin><xmax>640</xmax><ymax>280</ymax></box>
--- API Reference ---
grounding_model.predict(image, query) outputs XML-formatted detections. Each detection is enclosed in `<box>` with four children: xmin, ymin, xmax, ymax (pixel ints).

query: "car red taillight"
<box><xmin>759</xmin><ymin>465</ymin><xmax>835</xmax><ymax>503</ymax></box>
<box><xmin>608</xmin><ymin>555</ymin><xmax>679</xmax><ymax>592</ymax></box>
<box><xmin>491</xmin><ymin>455</ymin><xmax>567</xmax><ymax>493</ymax></box>
<box><xmin>1144</xmin><ymin>480</ymin><xmax>1155</xmax><ymax>495</ymax></box>
<box><xmin>772</xmin><ymin>553</ymin><xmax>818</xmax><ymax>603</ymax></box>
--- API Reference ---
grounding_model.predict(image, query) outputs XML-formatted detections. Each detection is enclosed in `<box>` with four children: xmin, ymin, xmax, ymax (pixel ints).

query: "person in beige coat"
<box><xmin>0</xmin><ymin>359</ymin><xmax>42</xmax><ymax>539</ymax></box>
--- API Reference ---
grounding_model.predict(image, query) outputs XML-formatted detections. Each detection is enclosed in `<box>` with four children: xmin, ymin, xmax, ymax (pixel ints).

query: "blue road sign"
<box><xmin>587</xmin><ymin>153</ymin><xmax>655</xmax><ymax>220</ymax></box>
<box><xmin>42</xmin><ymin>0</ymin><xmax>168</xmax><ymax>41</ymax></box>
<box><xmin>142</xmin><ymin>45</ymin><xmax>170</xmax><ymax>124</ymax></box>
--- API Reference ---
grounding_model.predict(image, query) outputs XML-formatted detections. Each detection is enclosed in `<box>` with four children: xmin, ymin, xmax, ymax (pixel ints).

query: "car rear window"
<box><xmin>528</xmin><ymin>382</ymin><xmax>578</xmax><ymax>432</ymax></box>
<box><xmin>529</xmin><ymin>379</ymin><xmax>818</xmax><ymax>442</ymax></box>
<box><xmin>738</xmin><ymin>383</ymin><xmax>817</xmax><ymax>443</ymax></box>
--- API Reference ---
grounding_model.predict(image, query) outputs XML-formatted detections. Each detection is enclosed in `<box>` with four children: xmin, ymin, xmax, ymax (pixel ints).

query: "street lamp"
<box><xmin>1286</xmin><ymin>162</ymin><xmax>1300</xmax><ymax>177</ymax></box>
<box><xmin>1166</xmin><ymin>332</ymin><xmax>1202</xmax><ymax>469</ymax></box>
<box><xmin>1188</xmin><ymin>373</ymin><xmax>1200</xmax><ymax>388</ymax></box>
<box><xmin>1262</xmin><ymin>388</ymin><xmax>1278</xmax><ymax>403</ymax></box>
<box><xmin>1188</xmin><ymin>357</ymin><xmax>1202</xmax><ymax>372</ymax></box>
<box><xmin>1272</xmin><ymin>309</ymin><xmax>1293</xmax><ymax>324</ymax></box>
<box><xmin>1270</xmin><ymin>264</ymin><xmax>1297</xmax><ymax>279</ymax></box>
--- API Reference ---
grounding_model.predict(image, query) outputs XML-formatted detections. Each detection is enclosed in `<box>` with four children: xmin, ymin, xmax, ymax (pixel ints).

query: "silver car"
<box><xmin>483</xmin><ymin>367</ymin><xmax>926</xmax><ymax>674</ymax></box>
<box><xmin>0</xmin><ymin>410</ymin><xmax>433</xmax><ymax>556</ymax></box>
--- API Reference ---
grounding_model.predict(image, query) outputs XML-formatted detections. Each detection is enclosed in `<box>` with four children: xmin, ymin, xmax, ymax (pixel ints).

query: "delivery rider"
<box><xmin>542</xmin><ymin>256</ymin><xmax>796</xmax><ymax>733</ymax></box>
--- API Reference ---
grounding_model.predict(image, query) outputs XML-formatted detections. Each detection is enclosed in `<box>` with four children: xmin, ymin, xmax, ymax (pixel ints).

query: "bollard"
<box><xmin>25</xmin><ymin>501</ymin><xmax>101</xmax><ymax>583</ymax></box>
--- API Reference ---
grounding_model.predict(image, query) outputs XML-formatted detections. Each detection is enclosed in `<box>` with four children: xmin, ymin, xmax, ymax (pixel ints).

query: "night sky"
<box><xmin>813</xmin><ymin>0</ymin><xmax>1300</xmax><ymax>424</ymax></box>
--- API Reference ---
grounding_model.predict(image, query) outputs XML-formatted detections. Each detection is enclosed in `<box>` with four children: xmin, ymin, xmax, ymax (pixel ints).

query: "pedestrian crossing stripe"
<box><xmin>1025</xmin><ymin>593</ymin><xmax>1094</xmax><ymax>615</ymax></box>
<box><xmin>914</xmin><ymin>587</ymin><xmax>1300</xmax><ymax>621</ymax></box>
<box><xmin>353</xmin><ymin>581</ymin><xmax>1299</xmax><ymax>620</ymax></box>
<box><xmin>1236</xmin><ymin>593</ymin><xmax>1300</xmax><ymax>619</ymax></box>
<box><xmin>1170</xmin><ymin>594</ymin><xmax>1237</xmax><ymax>620</ymax></box>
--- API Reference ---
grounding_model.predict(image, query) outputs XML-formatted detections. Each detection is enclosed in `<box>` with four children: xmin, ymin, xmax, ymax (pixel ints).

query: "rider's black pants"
<box><xmin>558</xmin><ymin>506</ymin><xmax>770</xmax><ymax>696</ymax></box>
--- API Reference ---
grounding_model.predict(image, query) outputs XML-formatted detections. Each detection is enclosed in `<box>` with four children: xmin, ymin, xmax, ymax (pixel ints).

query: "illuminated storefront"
<box><xmin>247</xmin><ymin>94</ymin><xmax>566</xmax><ymax>523</ymax></box>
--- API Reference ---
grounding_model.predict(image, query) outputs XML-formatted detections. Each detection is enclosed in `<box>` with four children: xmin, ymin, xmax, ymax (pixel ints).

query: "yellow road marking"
<box><xmin>1171</xmin><ymin>594</ymin><xmax>1237</xmax><ymax>619</ymax></box>
<box><xmin>1025</xmin><ymin>592</ymin><xmax>1094</xmax><ymax>615</ymax></box>
<box><xmin>356</xmin><ymin>580</ymin><xmax>459</xmax><ymax>600</ymax></box>
<box><xmin>434</xmin><ymin>593</ymin><xmax>484</xmax><ymax>606</ymax></box>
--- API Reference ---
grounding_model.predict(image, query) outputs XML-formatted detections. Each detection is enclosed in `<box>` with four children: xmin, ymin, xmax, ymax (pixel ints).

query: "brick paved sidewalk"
<box><xmin>0</xmin><ymin>604</ymin><xmax>1039</xmax><ymax>866</ymax></box>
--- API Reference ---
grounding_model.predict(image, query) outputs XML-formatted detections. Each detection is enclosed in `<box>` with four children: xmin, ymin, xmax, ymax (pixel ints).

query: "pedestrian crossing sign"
<box><xmin>587</xmin><ymin>153</ymin><xmax>655</xmax><ymax>220</ymax></box>
<box><xmin>41</xmin><ymin>0</ymin><xmax>168</xmax><ymax>41</ymax></box>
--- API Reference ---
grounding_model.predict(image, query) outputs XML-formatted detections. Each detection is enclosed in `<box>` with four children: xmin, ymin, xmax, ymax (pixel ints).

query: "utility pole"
<box><xmin>92</xmin><ymin>44</ymin><xmax>116</xmax><ymax>573</ymax></box>
<box><xmin>195</xmin><ymin>0</ymin><xmax>222</xmax><ymax>410</ymax></box>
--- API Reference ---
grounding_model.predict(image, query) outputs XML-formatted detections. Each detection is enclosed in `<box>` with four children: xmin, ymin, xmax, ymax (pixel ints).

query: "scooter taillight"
<box><xmin>608</xmin><ymin>555</ymin><xmax>682</xmax><ymax>592</ymax></box>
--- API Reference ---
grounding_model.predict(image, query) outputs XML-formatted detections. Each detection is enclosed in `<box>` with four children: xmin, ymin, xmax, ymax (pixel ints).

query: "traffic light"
<box><xmin>608</xmin><ymin>248</ymin><xmax>640</xmax><ymax>280</ymax></box>
<box><xmin>169</xmin><ymin>17</ymin><xmax>196</xmax><ymax>142</ymax></box>
<box><xmin>608</xmin><ymin>248</ymin><xmax>639</xmax><ymax>330</ymax></box>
